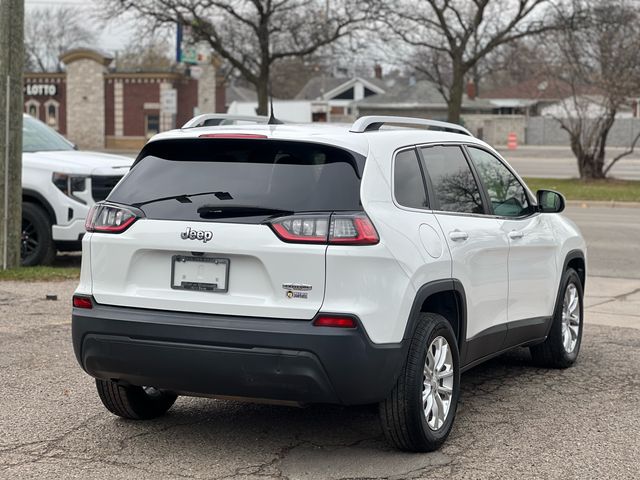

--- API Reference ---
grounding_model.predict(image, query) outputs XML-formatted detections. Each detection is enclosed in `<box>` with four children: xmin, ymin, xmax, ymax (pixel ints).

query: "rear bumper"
<box><xmin>72</xmin><ymin>303</ymin><xmax>406</xmax><ymax>405</ymax></box>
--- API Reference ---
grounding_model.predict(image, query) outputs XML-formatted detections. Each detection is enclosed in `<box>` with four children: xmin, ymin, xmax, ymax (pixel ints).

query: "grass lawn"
<box><xmin>0</xmin><ymin>266</ymin><xmax>80</xmax><ymax>282</ymax></box>
<box><xmin>523</xmin><ymin>177</ymin><xmax>640</xmax><ymax>202</ymax></box>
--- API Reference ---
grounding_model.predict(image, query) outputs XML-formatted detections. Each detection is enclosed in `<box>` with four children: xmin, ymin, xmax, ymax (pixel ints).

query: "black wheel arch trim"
<box><xmin>22</xmin><ymin>189</ymin><xmax>57</xmax><ymax>225</ymax></box>
<box><xmin>563</xmin><ymin>249</ymin><xmax>586</xmax><ymax>287</ymax></box>
<box><xmin>544</xmin><ymin>249</ymin><xmax>586</xmax><ymax>338</ymax></box>
<box><xmin>403</xmin><ymin>279</ymin><xmax>468</xmax><ymax>361</ymax></box>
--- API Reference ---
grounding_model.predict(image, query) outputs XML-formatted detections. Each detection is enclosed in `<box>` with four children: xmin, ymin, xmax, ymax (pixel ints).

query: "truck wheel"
<box><xmin>96</xmin><ymin>379</ymin><xmax>178</xmax><ymax>420</ymax></box>
<box><xmin>379</xmin><ymin>312</ymin><xmax>461</xmax><ymax>452</ymax></box>
<box><xmin>21</xmin><ymin>203</ymin><xmax>56</xmax><ymax>266</ymax></box>
<box><xmin>530</xmin><ymin>268</ymin><xmax>584</xmax><ymax>368</ymax></box>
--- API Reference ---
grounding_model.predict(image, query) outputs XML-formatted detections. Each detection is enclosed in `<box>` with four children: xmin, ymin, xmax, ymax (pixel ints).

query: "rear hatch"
<box><xmin>89</xmin><ymin>137</ymin><xmax>364</xmax><ymax>319</ymax></box>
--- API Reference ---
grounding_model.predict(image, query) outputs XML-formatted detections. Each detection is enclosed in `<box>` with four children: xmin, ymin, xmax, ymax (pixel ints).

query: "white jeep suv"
<box><xmin>21</xmin><ymin>114</ymin><xmax>132</xmax><ymax>265</ymax></box>
<box><xmin>72</xmin><ymin>116</ymin><xmax>586</xmax><ymax>451</ymax></box>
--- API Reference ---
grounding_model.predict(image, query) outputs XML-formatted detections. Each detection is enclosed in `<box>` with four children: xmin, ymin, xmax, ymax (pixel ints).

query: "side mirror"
<box><xmin>537</xmin><ymin>189</ymin><xmax>565</xmax><ymax>213</ymax></box>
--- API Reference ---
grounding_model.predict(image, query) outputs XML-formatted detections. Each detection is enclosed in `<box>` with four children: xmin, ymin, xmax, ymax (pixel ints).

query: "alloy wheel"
<box><xmin>561</xmin><ymin>283</ymin><xmax>581</xmax><ymax>353</ymax></box>
<box><xmin>422</xmin><ymin>336</ymin><xmax>454</xmax><ymax>430</ymax></box>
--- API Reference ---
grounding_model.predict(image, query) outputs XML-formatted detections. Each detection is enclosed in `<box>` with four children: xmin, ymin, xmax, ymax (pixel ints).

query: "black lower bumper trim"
<box><xmin>72</xmin><ymin>303</ymin><xmax>406</xmax><ymax>405</ymax></box>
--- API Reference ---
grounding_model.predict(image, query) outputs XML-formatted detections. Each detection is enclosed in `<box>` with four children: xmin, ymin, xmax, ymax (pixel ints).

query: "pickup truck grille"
<box><xmin>91</xmin><ymin>175</ymin><xmax>123</xmax><ymax>202</ymax></box>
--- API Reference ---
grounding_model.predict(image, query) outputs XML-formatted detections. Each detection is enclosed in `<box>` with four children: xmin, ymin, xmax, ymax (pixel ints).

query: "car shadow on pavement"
<box><xmin>88</xmin><ymin>347</ymin><xmax>546</xmax><ymax>474</ymax></box>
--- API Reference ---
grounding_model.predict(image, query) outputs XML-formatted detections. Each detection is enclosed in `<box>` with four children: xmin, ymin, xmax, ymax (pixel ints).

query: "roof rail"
<box><xmin>182</xmin><ymin>114</ymin><xmax>269</xmax><ymax>129</ymax></box>
<box><xmin>349</xmin><ymin>116</ymin><xmax>472</xmax><ymax>136</ymax></box>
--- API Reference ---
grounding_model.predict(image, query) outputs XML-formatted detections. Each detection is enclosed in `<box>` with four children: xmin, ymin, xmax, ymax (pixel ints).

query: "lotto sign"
<box><xmin>25</xmin><ymin>84</ymin><xmax>57</xmax><ymax>96</ymax></box>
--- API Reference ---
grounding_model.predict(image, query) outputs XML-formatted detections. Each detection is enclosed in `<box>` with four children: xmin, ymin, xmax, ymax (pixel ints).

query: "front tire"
<box><xmin>21</xmin><ymin>202</ymin><xmax>55</xmax><ymax>266</ymax></box>
<box><xmin>379</xmin><ymin>313</ymin><xmax>461</xmax><ymax>452</ymax></box>
<box><xmin>530</xmin><ymin>268</ymin><xmax>584</xmax><ymax>368</ymax></box>
<box><xmin>96</xmin><ymin>379</ymin><xmax>177</xmax><ymax>420</ymax></box>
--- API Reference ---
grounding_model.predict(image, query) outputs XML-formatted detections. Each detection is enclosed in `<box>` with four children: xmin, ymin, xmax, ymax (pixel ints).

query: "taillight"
<box><xmin>270</xmin><ymin>215</ymin><xmax>330</xmax><ymax>243</ymax></box>
<box><xmin>313</xmin><ymin>315</ymin><xmax>357</xmax><ymax>328</ymax></box>
<box><xmin>85</xmin><ymin>203</ymin><xmax>140</xmax><ymax>233</ymax></box>
<box><xmin>72</xmin><ymin>295</ymin><xmax>93</xmax><ymax>309</ymax></box>
<box><xmin>329</xmin><ymin>213</ymin><xmax>379</xmax><ymax>245</ymax></box>
<box><xmin>269</xmin><ymin>213</ymin><xmax>379</xmax><ymax>245</ymax></box>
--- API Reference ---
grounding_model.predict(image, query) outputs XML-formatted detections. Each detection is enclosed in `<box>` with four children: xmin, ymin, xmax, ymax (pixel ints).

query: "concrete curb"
<box><xmin>566</xmin><ymin>200</ymin><xmax>640</xmax><ymax>208</ymax></box>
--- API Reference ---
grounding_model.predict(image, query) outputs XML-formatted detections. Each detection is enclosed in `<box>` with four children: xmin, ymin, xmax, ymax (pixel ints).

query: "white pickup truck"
<box><xmin>21</xmin><ymin>114</ymin><xmax>132</xmax><ymax>265</ymax></box>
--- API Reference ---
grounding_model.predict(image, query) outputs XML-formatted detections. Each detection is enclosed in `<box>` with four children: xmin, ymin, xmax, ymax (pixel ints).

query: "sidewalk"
<box><xmin>585</xmin><ymin>276</ymin><xmax>640</xmax><ymax>329</ymax></box>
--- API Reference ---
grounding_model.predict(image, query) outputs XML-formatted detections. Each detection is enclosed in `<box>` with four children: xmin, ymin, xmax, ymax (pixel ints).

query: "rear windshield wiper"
<box><xmin>197</xmin><ymin>205</ymin><xmax>293</xmax><ymax>219</ymax></box>
<box><xmin>131</xmin><ymin>191</ymin><xmax>233</xmax><ymax>207</ymax></box>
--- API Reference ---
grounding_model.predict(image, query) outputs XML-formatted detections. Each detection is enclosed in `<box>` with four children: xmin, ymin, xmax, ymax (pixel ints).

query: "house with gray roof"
<box><xmin>355</xmin><ymin>79</ymin><xmax>494</xmax><ymax>120</ymax></box>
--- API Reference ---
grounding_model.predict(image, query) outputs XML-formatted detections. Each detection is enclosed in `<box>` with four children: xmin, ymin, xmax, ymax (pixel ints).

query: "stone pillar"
<box><xmin>159</xmin><ymin>81</ymin><xmax>174</xmax><ymax>132</ymax></box>
<box><xmin>60</xmin><ymin>49</ymin><xmax>112</xmax><ymax>150</ymax></box>
<box><xmin>114</xmin><ymin>79</ymin><xmax>123</xmax><ymax>137</ymax></box>
<box><xmin>197</xmin><ymin>63</ymin><xmax>217</xmax><ymax>115</ymax></box>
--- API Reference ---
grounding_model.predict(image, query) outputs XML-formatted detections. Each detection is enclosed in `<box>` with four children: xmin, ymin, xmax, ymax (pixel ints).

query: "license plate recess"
<box><xmin>171</xmin><ymin>255</ymin><xmax>229</xmax><ymax>293</ymax></box>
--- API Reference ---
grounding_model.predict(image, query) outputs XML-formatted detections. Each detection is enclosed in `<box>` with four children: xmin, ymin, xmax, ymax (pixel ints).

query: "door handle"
<box><xmin>449</xmin><ymin>230</ymin><xmax>469</xmax><ymax>242</ymax></box>
<box><xmin>508</xmin><ymin>230</ymin><xmax>524</xmax><ymax>240</ymax></box>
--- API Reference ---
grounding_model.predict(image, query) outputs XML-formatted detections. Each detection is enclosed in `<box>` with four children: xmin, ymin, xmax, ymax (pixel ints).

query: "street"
<box><xmin>1</xmin><ymin>205</ymin><xmax>640</xmax><ymax>479</ymax></box>
<box><xmin>500</xmin><ymin>146</ymin><xmax>640</xmax><ymax>180</ymax></box>
<box><xmin>564</xmin><ymin>205</ymin><xmax>640</xmax><ymax>279</ymax></box>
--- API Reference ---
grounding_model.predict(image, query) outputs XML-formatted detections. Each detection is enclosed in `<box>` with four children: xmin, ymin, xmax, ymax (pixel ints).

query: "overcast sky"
<box><xmin>25</xmin><ymin>0</ymin><xmax>136</xmax><ymax>53</ymax></box>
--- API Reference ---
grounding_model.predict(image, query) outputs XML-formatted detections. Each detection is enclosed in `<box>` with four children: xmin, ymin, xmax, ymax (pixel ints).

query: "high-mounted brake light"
<box><xmin>85</xmin><ymin>203</ymin><xmax>140</xmax><ymax>233</ymax></box>
<box><xmin>269</xmin><ymin>213</ymin><xmax>379</xmax><ymax>245</ymax></box>
<box><xmin>199</xmin><ymin>133</ymin><xmax>268</xmax><ymax>139</ymax></box>
<box><xmin>72</xmin><ymin>295</ymin><xmax>93</xmax><ymax>309</ymax></box>
<box><xmin>313</xmin><ymin>315</ymin><xmax>357</xmax><ymax>328</ymax></box>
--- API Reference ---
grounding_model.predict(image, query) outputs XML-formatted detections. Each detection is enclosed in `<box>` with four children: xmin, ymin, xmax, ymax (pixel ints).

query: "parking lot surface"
<box><xmin>1</xmin><ymin>276</ymin><xmax>639</xmax><ymax>479</ymax></box>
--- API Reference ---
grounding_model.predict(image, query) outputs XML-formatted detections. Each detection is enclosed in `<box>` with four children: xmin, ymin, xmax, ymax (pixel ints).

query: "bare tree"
<box><xmin>116</xmin><ymin>36</ymin><xmax>174</xmax><ymax>72</ymax></box>
<box><xmin>103</xmin><ymin>1</ymin><xmax>368</xmax><ymax>115</ymax></box>
<box><xmin>269</xmin><ymin>57</ymin><xmax>326</xmax><ymax>99</ymax></box>
<box><xmin>382</xmin><ymin>0</ymin><xmax>554</xmax><ymax>123</ymax></box>
<box><xmin>467</xmin><ymin>37</ymin><xmax>548</xmax><ymax>92</ymax></box>
<box><xmin>24</xmin><ymin>6</ymin><xmax>95</xmax><ymax>72</ymax></box>
<box><xmin>543</xmin><ymin>0</ymin><xmax>640</xmax><ymax>179</ymax></box>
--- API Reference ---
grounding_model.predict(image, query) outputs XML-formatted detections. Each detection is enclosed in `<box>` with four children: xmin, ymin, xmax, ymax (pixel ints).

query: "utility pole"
<box><xmin>0</xmin><ymin>0</ymin><xmax>24</xmax><ymax>270</ymax></box>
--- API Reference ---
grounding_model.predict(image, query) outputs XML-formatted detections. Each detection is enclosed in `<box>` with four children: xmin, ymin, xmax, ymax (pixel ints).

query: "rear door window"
<box><xmin>394</xmin><ymin>149</ymin><xmax>428</xmax><ymax>209</ymax></box>
<box><xmin>420</xmin><ymin>145</ymin><xmax>484</xmax><ymax>214</ymax></box>
<box><xmin>108</xmin><ymin>139</ymin><xmax>364</xmax><ymax>223</ymax></box>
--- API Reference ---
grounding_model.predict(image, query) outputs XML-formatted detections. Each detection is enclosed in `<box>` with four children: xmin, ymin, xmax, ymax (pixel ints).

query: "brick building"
<box><xmin>23</xmin><ymin>48</ymin><xmax>218</xmax><ymax>150</ymax></box>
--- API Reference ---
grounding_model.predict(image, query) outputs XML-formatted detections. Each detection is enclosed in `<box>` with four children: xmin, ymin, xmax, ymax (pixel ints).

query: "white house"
<box><xmin>227</xmin><ymin>100</ymin><xmax>313</xmax><ymax>123</ymax></box>
<box><xmin>295</xmin><ymin>76</ymin><xmax>387</xmax><ymax>122</ymax></box>
<box><xmin>540</xmin><ymin>95</ymin><xmax>634</xmax><ymax>119</ymax></box>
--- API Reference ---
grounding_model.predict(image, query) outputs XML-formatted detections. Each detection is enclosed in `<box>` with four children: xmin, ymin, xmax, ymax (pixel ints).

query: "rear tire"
<box><xmin>530</xmin><ymin>268</ymin><xmax>583</xmax><ymax>368</ymax></box>
<box><xmin>96</xmin><ymin>379</ymin><xmax>177</xmax><ymax>420</ymax></box>
<box><xmin>21</xmin><ymin>202</ymin><xmax>55</xmax><ymax>266</ymax></box>
<box><xmin>379</xmin><ymin>312</ymin><xmax>460</xmax><ymax>452</ymax></box>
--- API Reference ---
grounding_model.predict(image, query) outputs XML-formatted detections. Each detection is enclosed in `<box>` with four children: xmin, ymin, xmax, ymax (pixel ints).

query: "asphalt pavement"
<box><xmin>1</xmin><ymin>277</ymin><xmax>638</xmax><ymax>479</ymax></box>
<box><xmin>563</xmin><ymin>205</ymin><xmax>640</xmax><ymax>279</ymax></box>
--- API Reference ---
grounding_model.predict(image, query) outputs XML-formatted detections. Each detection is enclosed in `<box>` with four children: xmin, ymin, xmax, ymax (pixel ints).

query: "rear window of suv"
<box><xmin>108</xmin><ymin>139</ymin><xmax>365</xmax><ymax>223</ymax></box>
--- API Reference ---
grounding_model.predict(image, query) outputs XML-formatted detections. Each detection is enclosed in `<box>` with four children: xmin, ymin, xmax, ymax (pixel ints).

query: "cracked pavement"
<box><xmin>1</xmin><ymin>277</ymin><xmax>639</xmax><ymax>479</ymax></box>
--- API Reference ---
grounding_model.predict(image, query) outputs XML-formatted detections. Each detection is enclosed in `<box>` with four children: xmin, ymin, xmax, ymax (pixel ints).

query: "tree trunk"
<box><xmin>566</xmin><ymin>114</ymin><xmax>614</xmax><ymax>180</ymax></box>
<box><xmin>0</xmin><ymin>0</ymin><xmax>25</xmax><ymax>269</ymax></box>
<box><xmin>255</xmin><ymin>79</ymin><xmax>269</xmax><ymax>116</ymax></box>
<box><xmin>577</xmin><ymin>153</ymin><xmax>606</xmax><ymax>179</ymax></box>
<box><xmin>447</xmin><ymin>62</ymin><xmax>464</xmax><ymax>124</ymax></box>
